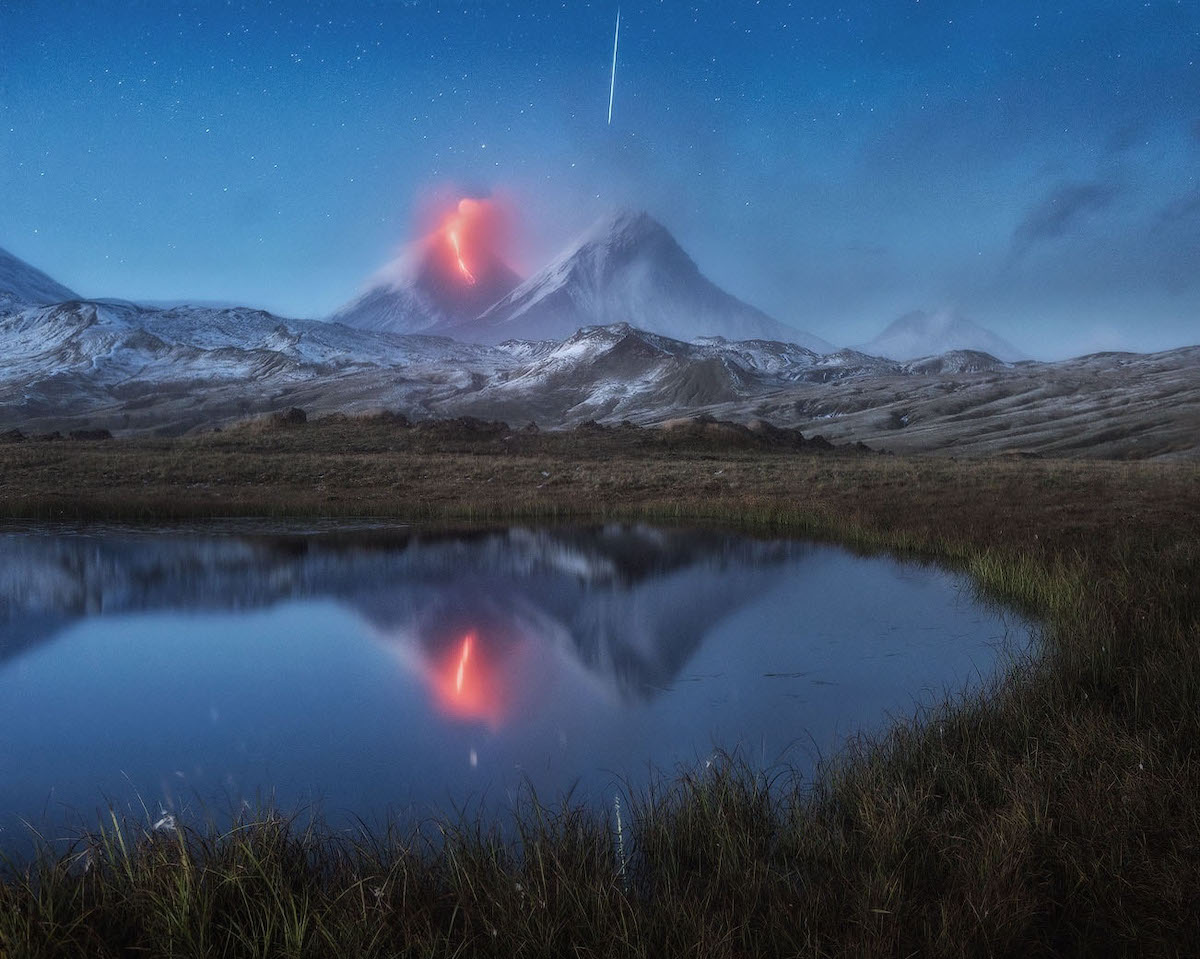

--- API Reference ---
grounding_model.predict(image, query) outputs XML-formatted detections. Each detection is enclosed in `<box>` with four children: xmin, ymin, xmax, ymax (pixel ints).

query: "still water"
<box><xmin>0</xmin><ymin>524</ymin><xmax>1029</xmax><ymax>837</ymax></box>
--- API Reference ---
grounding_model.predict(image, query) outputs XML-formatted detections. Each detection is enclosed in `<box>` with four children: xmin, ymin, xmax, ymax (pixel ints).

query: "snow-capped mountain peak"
<box><xmin>462</xmin><ymin>210</ymin><xmax>833</xmax><ymax>351</ymax></box>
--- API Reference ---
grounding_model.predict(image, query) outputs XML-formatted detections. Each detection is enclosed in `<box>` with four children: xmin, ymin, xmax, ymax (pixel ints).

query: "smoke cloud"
<box><xmin>1010</xmin><ymin>181</ymin><xmax>1121</xmax><ymax>258</ymax></box>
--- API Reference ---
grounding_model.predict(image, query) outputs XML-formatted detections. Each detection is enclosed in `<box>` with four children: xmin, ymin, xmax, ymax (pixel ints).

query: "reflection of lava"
<box><xmin>374</xmin><ymin>598</ymin><xmax>566</xmax><ymax>730</ymax></box>
<box><xmin>433</xmin><ymin>630</ymin><xmax>505</xmax><ymax>726</ymax></box>
<box><xmin>455</xmin><ymin>634</ymin><xmax>472</xmax><ymax>693</ymax></box>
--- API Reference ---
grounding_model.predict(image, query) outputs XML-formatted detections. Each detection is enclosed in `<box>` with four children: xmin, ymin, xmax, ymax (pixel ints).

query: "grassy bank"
<box><xmin>2</xmin><ymin>421</ymin><xmax>1199</xmax><ymax>956</ymax></box>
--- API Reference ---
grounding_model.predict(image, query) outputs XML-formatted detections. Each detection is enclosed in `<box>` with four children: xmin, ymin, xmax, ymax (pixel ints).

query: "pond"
<box><xmin>0</xmin><ymin>523</ymin><xmax>1031</xmax><ymax>840</ymax></box>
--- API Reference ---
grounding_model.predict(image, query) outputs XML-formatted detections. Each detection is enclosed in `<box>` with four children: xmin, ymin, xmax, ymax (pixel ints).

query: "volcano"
<box><xmin>330</xmin><ymin>199</ymin><xmax>521</xmax><ymax>335</ymax></box>
<box><xmin>856</xmin><ymin>309</ymin><xmax>1025</xmax><ymax>362</ymax></box>
<box><xmin>450</xmin><ymin>211</ymin><xmax>833</xmax><ymax>350</ymax></box>
<box><xmin>331</xmin><ymin>209</ymin><xmax>833</xmax><ymax>351</ymax></box>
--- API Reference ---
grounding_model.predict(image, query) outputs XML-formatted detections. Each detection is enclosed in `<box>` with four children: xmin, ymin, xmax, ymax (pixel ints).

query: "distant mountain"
<box><xmin>0</xmin><ymin>246</ymin><xmax>78</xmax><ymax>311</ymax></box>
<box><xmin>446</xmin><ymin>211</ymin><xmax>834</xmax><ymax>352</ymax></box>
<box><xmin>857</xmin><ymin>309</ymin><xmax>1024</xmax><ymax>362</ymax></box>
<box><xmin>331</xmin><ymin>201</ymin><xmax>521</xmax><ymax>335</ymax></box>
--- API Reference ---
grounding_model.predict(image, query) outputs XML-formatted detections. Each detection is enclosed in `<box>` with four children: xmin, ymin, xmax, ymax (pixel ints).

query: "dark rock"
<box><xmin>0</xmin><ymin>428</ymin><xmax>27</xmax><ymax>444</ymax></box>
<box><xmin>270</xmin><ymin>407</ymin><xmax>308</xmax><ymax>427</ymax></box>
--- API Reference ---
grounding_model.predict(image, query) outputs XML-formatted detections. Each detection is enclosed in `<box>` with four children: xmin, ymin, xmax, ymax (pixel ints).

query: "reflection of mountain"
<box><xmin>0</xmin><ymin>526</ymin><xmax>803</xmax><ymax>701</ymax></box>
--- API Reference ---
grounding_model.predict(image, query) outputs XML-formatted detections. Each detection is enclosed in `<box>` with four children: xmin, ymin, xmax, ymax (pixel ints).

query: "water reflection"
<box><xmin>0</xmin><ymin>526</ymin><xmax>795</xmax><ymax>712</ymax></box>
<box><xmin>0</xmin><ymin>525</ymin><xmax>1028</xmax><ymax>835</ymax></box>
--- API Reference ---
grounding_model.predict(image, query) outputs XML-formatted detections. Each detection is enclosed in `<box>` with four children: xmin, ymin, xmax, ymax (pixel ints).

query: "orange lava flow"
<box><xmin>445</xmin><ymin>218</ymin><xmax>477</xmax><ymax>285</ymax></box>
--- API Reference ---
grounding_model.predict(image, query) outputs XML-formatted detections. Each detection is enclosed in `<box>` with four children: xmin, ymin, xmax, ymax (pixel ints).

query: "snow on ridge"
<box><xmin>0</xmin><ymin>298</ymin><xmax>514</xmax><ymax>404</ymax></box>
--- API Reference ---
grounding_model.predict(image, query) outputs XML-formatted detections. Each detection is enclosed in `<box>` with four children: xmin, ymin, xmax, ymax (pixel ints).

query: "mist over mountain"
<box><xmin>857</xmin><ymin>309</ymin><xmax>1025</xmax><ymax>362</ymax></box>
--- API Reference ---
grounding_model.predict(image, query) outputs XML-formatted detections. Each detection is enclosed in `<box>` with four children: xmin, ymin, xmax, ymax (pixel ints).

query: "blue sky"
<box><xmin>1</xmin><ymin>0</ymin><xmax>1197</xmax><ymax>357</ymax></box>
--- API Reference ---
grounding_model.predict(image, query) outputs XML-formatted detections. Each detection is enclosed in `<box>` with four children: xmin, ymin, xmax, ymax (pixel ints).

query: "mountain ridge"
<box><xmin>2</xmin><ymin>238</ymin><xmax>1196</xmax><ymax>459</ymax></box>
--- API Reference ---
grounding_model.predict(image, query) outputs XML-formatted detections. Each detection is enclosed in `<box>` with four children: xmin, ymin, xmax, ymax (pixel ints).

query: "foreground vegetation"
<box><xmin>2</xmin><ymin>417</ymin><xmax>1199</xmax><ymax>956</ymax></box>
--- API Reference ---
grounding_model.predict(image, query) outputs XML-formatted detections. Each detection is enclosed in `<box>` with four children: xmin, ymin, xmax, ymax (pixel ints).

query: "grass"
<box><xmin>1</xmin><ymin>419</ymin><xmax>1199</xmax><ymax>956</ymax></box>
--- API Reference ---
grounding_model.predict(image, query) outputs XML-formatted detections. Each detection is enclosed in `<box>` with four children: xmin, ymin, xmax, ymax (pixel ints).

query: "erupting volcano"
<box><xmin>443</xmin><ymin>200</ymin><xmax>481</xmax><ymax>286</ymax></box>
<box><xmin>330</xmin><ymin>202</ymin><xmax>827</xmax><ymax>349</ymax></box>
<box><xmin>329</xmin><ymin>195</ymin><xmax>521</xmax><ymax>336</ymax></box>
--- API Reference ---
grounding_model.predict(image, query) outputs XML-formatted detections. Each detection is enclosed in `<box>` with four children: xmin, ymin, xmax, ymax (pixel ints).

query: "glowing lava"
<box><xmin>443</xmin><ymin>199</ymin><xmax>480</xmax><ymax>285</ymax></box>
<box><xmin>446</xmin><ymin>225</ymin><xmax>476</xmax><ymax>285</ymax></box>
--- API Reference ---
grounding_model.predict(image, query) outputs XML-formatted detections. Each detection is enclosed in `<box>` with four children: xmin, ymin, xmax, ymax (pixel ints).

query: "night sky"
<box><xmin>2</xmin><ymin>0</ymin><xmax>1197</xmax><ymax>357</ymax></box>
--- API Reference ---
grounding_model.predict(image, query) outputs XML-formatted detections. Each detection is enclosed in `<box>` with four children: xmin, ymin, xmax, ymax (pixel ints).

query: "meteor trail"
<box><xmin>607</xmin><ymin>8</ymin><xmax>620</xmax><ymax>125</ymax></box>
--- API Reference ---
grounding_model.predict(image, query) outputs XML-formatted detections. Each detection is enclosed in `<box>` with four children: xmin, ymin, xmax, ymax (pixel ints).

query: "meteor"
<box><xmin>607</xmin><ymin>8</ymin><xmax>620</xmax><ymax>125</ymax></box>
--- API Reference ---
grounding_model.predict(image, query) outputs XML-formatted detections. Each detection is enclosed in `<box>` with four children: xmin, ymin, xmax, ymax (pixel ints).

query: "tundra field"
<box><xmin>1</xmin><ymin>417</ymin><xmax>1198</xmax><ymax>957</ymax></box>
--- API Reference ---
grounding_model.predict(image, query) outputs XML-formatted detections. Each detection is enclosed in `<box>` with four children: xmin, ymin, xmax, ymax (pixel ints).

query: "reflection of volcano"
<box><xmin>0</xmin><ymin>526</ymin><xmax>804</xmax><ymax>708</ymax></box>
<box><xmin>389</xmin><ymin>594</ymin><xmax>543</xmax><ymax>728</ymax></box>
